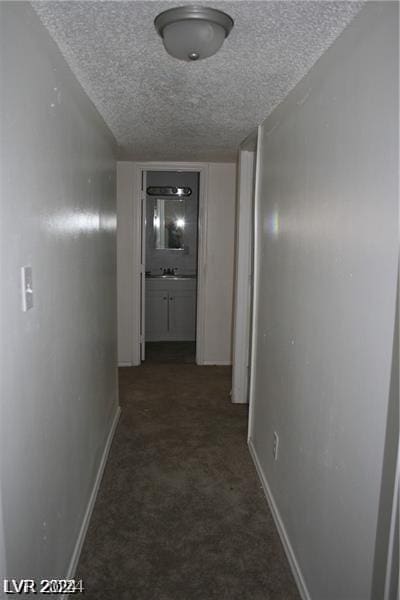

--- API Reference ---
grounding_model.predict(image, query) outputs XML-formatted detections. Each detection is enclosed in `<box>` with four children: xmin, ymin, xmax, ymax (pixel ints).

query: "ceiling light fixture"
<box><xmin>154</xmin><ymin>5</ymin><xmax>234</xmax><ymax>62</ymax></box>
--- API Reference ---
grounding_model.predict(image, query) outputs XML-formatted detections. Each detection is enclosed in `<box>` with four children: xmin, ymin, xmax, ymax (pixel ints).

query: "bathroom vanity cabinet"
<box><xmin>145</xmin><ymin>277</ymin><xmax>197</xmax><ymax>341</ymax></box>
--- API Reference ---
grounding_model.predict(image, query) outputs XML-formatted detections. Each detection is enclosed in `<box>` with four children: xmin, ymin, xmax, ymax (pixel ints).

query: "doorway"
<box><xmin>132</xmin><ymin>162</ymin><xmax>208</xmax><ymax>366</ymax></box>
<box><xmin>143</xmin><ymin>170</ymin><xmax>200</xmax><ymax>364</ymax></box>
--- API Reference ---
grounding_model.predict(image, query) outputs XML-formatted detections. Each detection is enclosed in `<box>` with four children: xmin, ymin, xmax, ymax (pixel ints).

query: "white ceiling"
<box><xmin>33</xmin><ymin>1</ymin><xmax>363</xmax><ymax>162</ymax></box>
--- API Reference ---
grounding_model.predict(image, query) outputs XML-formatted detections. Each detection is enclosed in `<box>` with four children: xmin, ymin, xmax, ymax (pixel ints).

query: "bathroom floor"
<box><xmin>145</xmin><ymin>341</ymin><xmax>196</xmax><ymax>363</ymax></box>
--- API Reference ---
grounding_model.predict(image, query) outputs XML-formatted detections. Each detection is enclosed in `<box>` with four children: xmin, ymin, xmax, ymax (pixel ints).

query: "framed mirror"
<box><xmin>153</xmin><ymin>198</ymin><xmax>186</xmax><ymax>250</ymax></box>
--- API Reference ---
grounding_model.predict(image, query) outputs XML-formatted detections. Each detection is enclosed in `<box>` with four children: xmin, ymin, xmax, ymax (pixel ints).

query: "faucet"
<box><xmin>161</xmin><ymin>267</ymin><xmax>177</xmax><ymax>276</ymax></box>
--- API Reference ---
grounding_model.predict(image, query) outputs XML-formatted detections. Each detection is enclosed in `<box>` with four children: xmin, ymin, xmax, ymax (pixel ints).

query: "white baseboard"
<box><xmin>118</xmin><ymin>361</ymin><xmax>133</xmax><ymax>367</ymax></box>
<box><xmin>248</xmin><ymin>438</ymin><xmax>311</xmax><ymax>600</ymax></box>
<box><xmin>61</xmin><ymin>404</ymin><xmax>121</xmax><ymax>599</ymax></box>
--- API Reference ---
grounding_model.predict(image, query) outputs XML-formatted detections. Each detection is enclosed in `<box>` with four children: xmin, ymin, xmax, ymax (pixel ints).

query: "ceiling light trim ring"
<box><xmin>154</xmin><ymin>6</ymin><xmax>234</xmax><ymax>39</ymax></box>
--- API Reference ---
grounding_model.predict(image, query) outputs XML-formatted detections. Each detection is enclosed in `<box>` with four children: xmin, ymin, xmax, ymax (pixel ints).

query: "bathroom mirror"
<box><xmin>153</xmin><ymin>198</ymin><xmax>186</xmax><ymax>250</ymax></box>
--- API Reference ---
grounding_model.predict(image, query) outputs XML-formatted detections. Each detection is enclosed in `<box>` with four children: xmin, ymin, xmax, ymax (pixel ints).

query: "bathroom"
<box><xmin>144</xmin><ymin>170</ymin><xmax>199</xmax><ymax>363</ymax></box>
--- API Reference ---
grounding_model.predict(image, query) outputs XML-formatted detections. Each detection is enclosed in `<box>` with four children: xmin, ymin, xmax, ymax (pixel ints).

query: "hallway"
<box><xmin>1</xmin><ymin>3</ymin><xmax>398</xmax><ymax>597</ymax></box>
<box><xmin>77</xmin><ymin>364</ymin><xmax>299</xmax><ymax>599</ymax></box>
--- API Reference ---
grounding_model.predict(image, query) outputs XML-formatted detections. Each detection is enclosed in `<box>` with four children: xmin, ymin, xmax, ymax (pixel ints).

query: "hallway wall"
<box><xmin>249</xmin><ymin>3</ymin><xmax>398</xmax><ymax>599</ymax></box>
<box><xmin>0</xmin><ymin>2</ymin><xmax>118</xmax><ymax>583</ymax></box>
<box><xmin>117</xmin><ymin>162</ymin><xmax>237</xmax><ymax>366</ymax></box>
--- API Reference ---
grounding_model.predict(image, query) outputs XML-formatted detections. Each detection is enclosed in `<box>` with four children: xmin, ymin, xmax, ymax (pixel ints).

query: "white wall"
<box><xmin>249</xmin><ymin>3</ymin><xmax>398</xmax><ymax>600</ymax></box>
<box><xmin>117</xmin><ymin>163</ymin><xmax>136</xmax><ymax>366</ymax></box>
<box><xmin>203</xmin><ymin>163</ymin><xmax>237</xmax><ymax>365</ymax></box>
<box><xmin>117</xmin><ymin>162</ymin><xmax>236</xmax><ymax>366</ymax></box>
<box><xmin>0</xmin><ymin>2</ymin><xmax>118</xmax><ymax>583</ymax></box>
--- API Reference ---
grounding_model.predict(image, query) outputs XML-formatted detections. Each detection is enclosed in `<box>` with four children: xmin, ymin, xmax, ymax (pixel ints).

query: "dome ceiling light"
<box><xmin>154</xmin><ymin>5</ymin><xmax>234</xmax><ymax>62</ymax></box>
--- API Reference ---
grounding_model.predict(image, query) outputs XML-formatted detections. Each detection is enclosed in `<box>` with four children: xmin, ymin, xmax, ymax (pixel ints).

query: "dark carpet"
<box><xmin>77</xmin><ymin>365</ymin><xmax>300</xmax><ymax>600</ymax></box>
<box><xmin>145</xmin><ymin>342</ymin><xmax>196</xmax><ymax>364</ymax></box>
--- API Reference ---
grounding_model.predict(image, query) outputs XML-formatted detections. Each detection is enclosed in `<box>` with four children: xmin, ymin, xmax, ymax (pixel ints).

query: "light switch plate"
<box><xmin>21</xmin><ymin>266</ymin><xmax>34</xmax><ymax>311</ymax></box>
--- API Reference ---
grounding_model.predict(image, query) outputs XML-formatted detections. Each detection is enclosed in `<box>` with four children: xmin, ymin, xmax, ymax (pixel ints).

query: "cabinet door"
<box><xmin>168</xmin><ymin>289</ymin><xmax>196</xmax><ymax>341</ymax></box>
<box><xmin>146</xmin><ymin>290</ymin><xmax>169</xmax><ymax>341</ymax></box>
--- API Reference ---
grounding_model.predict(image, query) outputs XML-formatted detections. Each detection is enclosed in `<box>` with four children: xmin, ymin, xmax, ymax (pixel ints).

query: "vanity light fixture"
<box><xmin>154</xmin><ymin>5</ymin><xmax>234</xmax><ymax>61</ymax></box>
<box><xmin>147</xmin><ymin>186</ymin><xmax>192</xmax><ymax>197</ymax></box>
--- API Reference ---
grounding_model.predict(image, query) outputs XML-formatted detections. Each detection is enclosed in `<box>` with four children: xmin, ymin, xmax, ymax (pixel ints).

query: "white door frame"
<box><xmin>132</xmin><ymin>161</ymin><xmax>209</xmax><ymax>365</ymax></box>
<box><xmin>231</xmin><ymin>131</ymin><xmax>258</xmax><ymax>403</ymax></box>
<box><xmin>247</xmin><ymin>125</ymin><xmax>264</xmax><ymax>438</ymax></box>
<box><xmin>140</xmin><ymin>171</ymin><xmax>147</xmax><ymax>361</ymax></box>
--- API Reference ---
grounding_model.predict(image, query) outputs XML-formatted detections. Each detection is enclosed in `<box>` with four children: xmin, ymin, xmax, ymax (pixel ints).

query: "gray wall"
<box><xmin>0</xmin><ymin>2</ymin><xmax>118</xmax><ymax>582</ymax></box>
<box><xmin>249</xmin><ymin>3</ymin><xmax>398</xmax><ymax>599</ymax></box>
<box><xmin>146</xmin><ymin>171</ymin><xmax>199</xmax><ymax>275</ymax></box>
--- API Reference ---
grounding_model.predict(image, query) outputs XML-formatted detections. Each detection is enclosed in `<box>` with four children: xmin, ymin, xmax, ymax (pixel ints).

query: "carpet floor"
<box><xmin>77</xmin><ymin>365</ymin><xmax>300</xmax><ymax>600</ymax></box>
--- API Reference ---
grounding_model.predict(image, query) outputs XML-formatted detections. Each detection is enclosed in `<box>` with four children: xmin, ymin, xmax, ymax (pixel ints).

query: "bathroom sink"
<box><xmin>146</xmin><ymin>274</ymin><xmax>196</xmax><ymax>280</ymax></box>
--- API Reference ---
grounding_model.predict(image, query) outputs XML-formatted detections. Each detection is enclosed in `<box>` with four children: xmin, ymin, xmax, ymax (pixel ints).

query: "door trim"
<box><xmin>231</xmin><ymin>147</ymin><xmax>256</xmax><ymax>403</ymax></box>
<box><xmin>140</xmin><ymin>173</ymin><xmax>147</xmax><ymax>361</ymax></box>
<box><xmin>247</xmin><ymin>125</ymin><xmax>264</xmax><ymax>439</ymax></box>
<box><xmin>133</xmin><ymin>162</ymin><xmax>209</xmax><ymax>365</ymax></box>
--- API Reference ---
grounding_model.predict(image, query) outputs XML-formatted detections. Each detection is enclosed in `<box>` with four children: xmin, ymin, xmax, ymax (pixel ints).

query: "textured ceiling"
<box><xmin>33</xmin><ymin>1</ymin><xmax>363</xmax><ymax>161</ymax></box>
